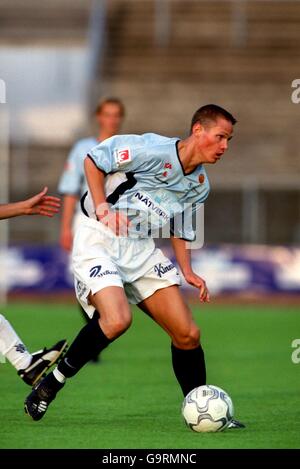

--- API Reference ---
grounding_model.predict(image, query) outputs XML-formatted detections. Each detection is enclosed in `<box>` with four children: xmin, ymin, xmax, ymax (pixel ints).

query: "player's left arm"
<box><xmin>0</xmin><ymin>187</ymin><xmax>60</xmax><ymax>220</ymax></box>
<box><xmin>170</xmin><ymin>236</ymin><xmax>210</xmax><ymax>302</ymax></box>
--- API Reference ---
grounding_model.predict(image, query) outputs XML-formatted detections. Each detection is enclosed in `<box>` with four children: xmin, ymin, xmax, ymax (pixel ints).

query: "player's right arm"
<box><xmin>85</xmin><ymin>135</ymin><xmax>147</xmax><ymax>235</ymax></box>
<box><xmin>84</xmin><ymin>156</ymin><xmax>129</xmax><ymax>236</ymax></box>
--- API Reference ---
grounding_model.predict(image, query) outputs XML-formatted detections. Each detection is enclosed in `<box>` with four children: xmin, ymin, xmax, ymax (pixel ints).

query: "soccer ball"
<box><xmin>182</xmin><ymin>385</ymin><xmax>234</xmax><ymax>433</ymax></box>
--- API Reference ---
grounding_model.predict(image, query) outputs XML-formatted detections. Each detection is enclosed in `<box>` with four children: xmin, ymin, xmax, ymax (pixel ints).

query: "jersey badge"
<box><xmin>117</xmin><ymin>148</ymin><xmax>131</xmax><ymax>165</ymax></box>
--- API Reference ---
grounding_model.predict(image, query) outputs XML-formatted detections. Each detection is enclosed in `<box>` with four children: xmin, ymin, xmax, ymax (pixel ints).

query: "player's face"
<box><xmin>96</xmin><ymin>103</ymin><xmax>124</xmax><ymax>135</ymax></box>
<box><xmin>196</xmin><ymin>118</ymin><xmax>233</xmax><ymax>164</ymax></box>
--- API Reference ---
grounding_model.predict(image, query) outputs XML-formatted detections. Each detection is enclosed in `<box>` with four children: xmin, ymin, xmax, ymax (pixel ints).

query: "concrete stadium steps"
<box><xmin>10</xmin><ymin>143</ymin><xmax>67</xmax><ymax>194</ymax></box>
<box><xmin>105</xmin><ymin>0</ymin><xmax>300</xmax><ymax>82</ymax></box>
<box><xmin>108</xmin><ymin>79</ymin><xmax>300</xmax><ymax>188</ymax></box>
<box><xmin>0</xmin><ymin>0</ymin><xmax>91</xmax><ymax>45</ymax></box>
<box><xmin>110</xmin><ymin>79</ymin><xmax>298</xmax><ymax>134</ymax></box>
<box><xmin>107</xmin><ymin>0</ymin><xmax>300</xmax><ymax>48</ymax></box>
<box><xmin>102</xmin><ymin>0</ymin><xmax>300</xmax><ymax>190</ymax></box>
<box><xmin>2</xmin><ymin>0</ymin><xmax>300</xmax><ymax>194</ymax></box>
<box><xmin>105</xmin><ymin>53</ymin><xmax>298</xmax><ymax>83</ymax></box>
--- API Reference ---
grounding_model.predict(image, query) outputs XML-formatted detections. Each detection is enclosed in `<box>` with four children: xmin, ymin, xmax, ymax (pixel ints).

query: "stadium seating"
<box><xmin>1</xmin><ymin>0</ymin><xmax>299</xmax><ymax>243</ymax></box>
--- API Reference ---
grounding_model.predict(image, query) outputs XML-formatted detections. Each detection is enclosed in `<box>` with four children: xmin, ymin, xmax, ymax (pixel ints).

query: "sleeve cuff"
<box><xmin>170</xmin><ymin>230</ymin><xmax>196</xmax><ymax>242</ymax></box>
<box><xmin>87</xmin><ymin>154</ymin><xmax>107</xmax><ymax>175</ymax></box>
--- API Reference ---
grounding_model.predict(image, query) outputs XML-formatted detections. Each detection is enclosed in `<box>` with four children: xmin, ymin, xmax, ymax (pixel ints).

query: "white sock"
<box><xmin>53</xmin><ymin>366</ymin><xmax>66</xmax><ymax>384</ymax></box>
<box><xmin>0</xmin><ymin>314</ymin><xmax>32</xmax><ymax>370</ymax></box>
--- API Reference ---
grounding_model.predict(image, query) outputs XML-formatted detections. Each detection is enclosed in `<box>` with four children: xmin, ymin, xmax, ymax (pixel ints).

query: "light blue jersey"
<box><xmin>58</xmin><ymin>137</ymin><xmax>98</xmax><ymax>200</ymax></box>
<box><xmin>82</xmin><ymin>133</ymin><xmax>210</xmax><ymax>241</ymax></box>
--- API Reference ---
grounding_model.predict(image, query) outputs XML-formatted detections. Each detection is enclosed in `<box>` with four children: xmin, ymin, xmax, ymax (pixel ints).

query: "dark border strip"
<box><xmin>87</xmin><ymin>154</ymin><xmax>107</xmax><ymax>176</ymax></box>
<box><xmin>175</xmin><ymin>140</ymin><xmax>198</xmax><ymax>176</ymax></box>
<box><xmin>106</xmin><ymin>172</ymin><xmax>137</xmax><ymax>206</ymax></box>
<box><xmin>80</xmin><ymin>191</ymin><xmax>89</xmax><ymax>217</ymax></box>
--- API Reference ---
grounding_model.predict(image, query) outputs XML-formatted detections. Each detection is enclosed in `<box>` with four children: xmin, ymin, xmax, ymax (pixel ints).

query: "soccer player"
<box><xmin>25</xmin><ymin>105</ymin><xmax>244</xmax><ymax>428</ymax></box>
<box><xmin>58</xmin><ymin>98</ymin><xmax>125</xmax><ymax>343</ymax></box>
<box><xmin>58</xmin><ymin>97</ymin><xmax>125</xmax><ymax>252</ymax></box>
<box><xmin>0</xmin><ymin>187</ymin><xmax>67</xmax><ymax>385</ymax></box>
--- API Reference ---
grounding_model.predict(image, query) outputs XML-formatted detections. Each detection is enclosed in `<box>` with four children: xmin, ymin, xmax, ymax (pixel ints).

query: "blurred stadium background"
<box><xmin>0</xmin><ymin>0</ymin><xmax>299</xmax><ymax>300</ymax></box>
<box><xmin>0</xmin><ymin>0</ymin><xmax>300</xmax><ymax>451</ymax></box>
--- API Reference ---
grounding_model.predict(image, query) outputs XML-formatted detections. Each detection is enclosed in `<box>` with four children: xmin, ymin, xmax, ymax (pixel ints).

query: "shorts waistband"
<box><xmin>78</xmin><ymin>215</ymin><xmax>155</xmax><ymax>246</ymax></box>
<box><xmin>78</xmin><ymin>215</ymin><xmax>116</xmax><ymax>237</ymax></box>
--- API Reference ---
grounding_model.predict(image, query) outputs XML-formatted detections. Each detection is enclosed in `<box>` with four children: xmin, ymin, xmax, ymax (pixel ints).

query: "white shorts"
<box><xmin>72</xmin><ymin>217</ymin><xmax>181</xmax><ymax>318</ymax></box>
<box><xmin>65</xmin><ymin>211</ymin><xmax>90</xmax><ymax>283</ymax></box>
<box><xmin>72</xmin><ymin>211</ymin><xmax>87</xmax><ymax>234</ymax></box>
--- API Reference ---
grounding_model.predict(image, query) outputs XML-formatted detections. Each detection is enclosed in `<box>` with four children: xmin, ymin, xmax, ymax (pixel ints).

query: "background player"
<box><xmin>25</xmin><ymin>105</ymin><xmax>244</xmax><ymax>428</ymax></box>
<box><xmin>58</xmin><ymin>98</ymin><xmax>125</xmax><ymax>351</ymax></box>
<box><xmin>0</xmin><ymin>187</ymin><xmax>67</xmax><ymax>385</ymax></box>
<box><xmin>58</xmin><ymin>97</ymin><xmax>125</xmax><ymax>252</ymax></box>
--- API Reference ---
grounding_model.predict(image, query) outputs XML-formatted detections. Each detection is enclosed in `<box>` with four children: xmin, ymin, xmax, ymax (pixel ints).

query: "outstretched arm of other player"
<box><xmin>170</xmin><ymin>236</ymin><xmax>210</xmax><ymax>303</ymax></box>
<box><xmin>84</xmin><ymin>157</ymin><xmax>129</xmax><ymax>236</ymax></box>
<box><xmin>0</xmin><ymin>187</ymin><xmax>60</xmax><ymax>220</ymax></box>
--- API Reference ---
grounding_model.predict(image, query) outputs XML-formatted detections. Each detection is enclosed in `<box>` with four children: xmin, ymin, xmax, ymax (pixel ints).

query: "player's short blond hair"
<box><xmin>95</xmin><ymin>97</ymin><xmax>125</xmax><ymax>117</ymax></box>
<box><xmin>190</xmin><ymin>104</ymin><xmax>236</xmax><ymax>133</ymax></box>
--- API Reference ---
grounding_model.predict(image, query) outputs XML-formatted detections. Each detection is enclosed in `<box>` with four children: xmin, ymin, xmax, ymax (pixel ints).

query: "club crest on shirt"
<box><xmin>162</xmin><ymin>162</ymin><xmax>172</xmax><ymax>178</ymax></box>
<box><xmin>117</xmin><ymin>148</ymin><xmax>131</xmax><ymax>165</ymax></box>
<box><xmin>198</xmin><ymin>174</ymin><xmax>205</xmax><ymax>184</ymax></box>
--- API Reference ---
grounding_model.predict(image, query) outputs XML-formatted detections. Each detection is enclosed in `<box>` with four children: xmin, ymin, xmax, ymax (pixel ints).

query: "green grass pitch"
<box><xmin>0</xmin><ymin>301</ymin><xmax>299</xmax><ymax>449</ymax></box>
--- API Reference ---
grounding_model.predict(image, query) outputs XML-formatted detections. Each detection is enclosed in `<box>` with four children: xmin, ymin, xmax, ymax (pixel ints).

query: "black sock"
<box><xmin>79</xmin><ymin>307</ymin><xmax>102</xmax><ymax>362</ymax></box>
<box><xmin>57</xmin><ymin>312</ymin><xmax>112</xmax><ymax>378</ymax></box>
<box><xmin>171</xmin><ymin>343</ymin><xmax>206</xmax><ymax>397</ymax></box>
<box><xmin>42</xmin><ymin>370</ymin><xmax>65</xmax><ymax>392</ymax></box>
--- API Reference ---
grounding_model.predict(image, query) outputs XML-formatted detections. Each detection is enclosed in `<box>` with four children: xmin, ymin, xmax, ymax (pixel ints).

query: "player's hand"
<box><xmin>60</xmin><ymin>228</ymin><xmax>73</xmax><ymax>251</ymax></box>
<box><xmin>96</xmin><ymin>204</ymin><xmax>130</xmax><ymax>236</ymax></box>
<box><xmin>22</xmin><ymin>187</ymin><xmax>61</xmax><ymax>217</ymax></box>
<box><xmin>184</xmin><ymin>271</ymin><xmax>210</xmax><ymax>303</ymax></box>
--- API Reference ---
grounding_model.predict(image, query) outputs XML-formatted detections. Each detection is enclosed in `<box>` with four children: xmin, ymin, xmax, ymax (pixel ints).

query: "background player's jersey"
<box><xmin>82</xmin><ymin>133</ymin><xmax>210</xmax><ymax>241</ymax></box>
<box><xmin>58</xmin><ymin>137</ymin><xmax>98</xmax><ymax>210</ymax></box>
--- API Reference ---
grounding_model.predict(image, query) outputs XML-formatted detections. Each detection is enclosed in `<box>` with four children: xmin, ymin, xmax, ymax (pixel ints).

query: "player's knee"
<box><xmin>174</xmin><ymin>324</ymin><xmax>200</xmax><ymax>349</ymax></box>
<box><xmin>190</xmin><ymin>325</ymin><xmax>201</xmax><ymax>345</ymax></box>
<box><xmin>100</xmin><ymin>314</ymin><xmax>132</xmax><ymax>339</ymax></box>
<box><xmin>114</xmin><ymin>316</ymin><xmax>132</xmax><ymax>336</ymax></box>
